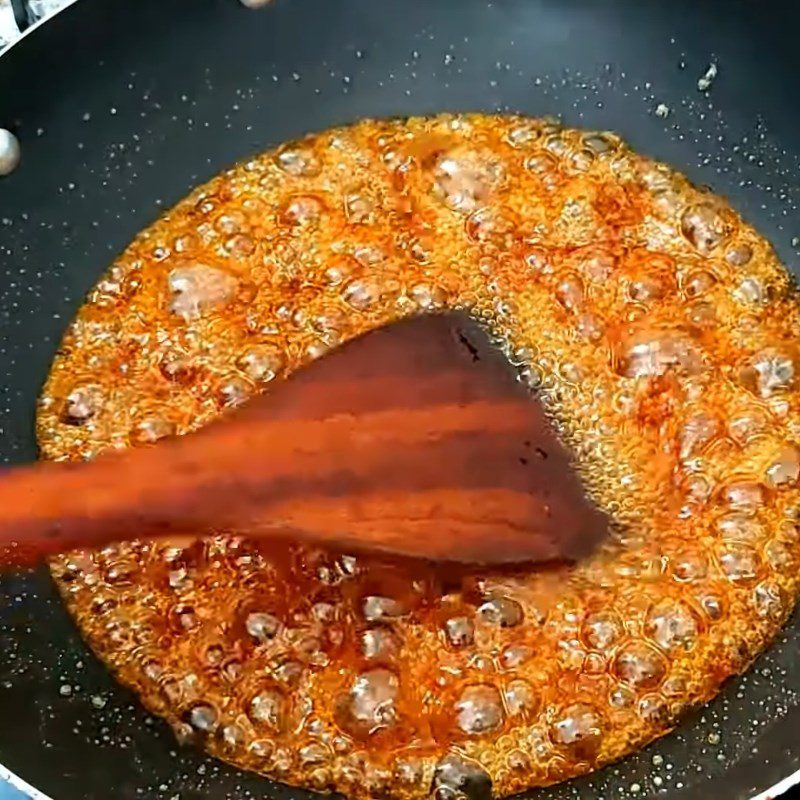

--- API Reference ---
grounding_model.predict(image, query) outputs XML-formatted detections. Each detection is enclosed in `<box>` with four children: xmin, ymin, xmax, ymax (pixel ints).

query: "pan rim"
<box><xmin>752</xmin><ymin>770</ymin><xmax>800</xmax><ymax>800</ymax></box>
<box><xmin>0</xmin><ymin>762</ymin><xmax>51</xmax><ymax>800</ymax></box>
<box><xmin>0</xmin><ymin>0</ymin><xmax>78</xmax><ymax>58</ymax></box>
<box><xmin>2</xmin><ymin>760</ymin><xmax>800</xmax><ymax>800</ymax></box>
<box><xmin>1</xmin><ymin>4</ymin><xmax>77</xmax><ymax>799</ymax></box>
<box><xmin>0</xmin><ymin>1</ymin><xmax>799</xmax><ymax>799</ymax></box>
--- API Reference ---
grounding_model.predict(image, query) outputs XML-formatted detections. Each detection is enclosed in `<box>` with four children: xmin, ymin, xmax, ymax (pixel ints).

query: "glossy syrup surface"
<box><xmin>37</xmin><ymin>114</ymin><xmax>800</xmax><ymax>799</ymax></box>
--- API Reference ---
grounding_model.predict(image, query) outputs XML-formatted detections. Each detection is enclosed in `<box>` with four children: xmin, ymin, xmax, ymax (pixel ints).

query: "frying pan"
<box><xmin>2</xmin><ymin>1</ymin><xmax>800</xmax><ymax>798</ymax></box>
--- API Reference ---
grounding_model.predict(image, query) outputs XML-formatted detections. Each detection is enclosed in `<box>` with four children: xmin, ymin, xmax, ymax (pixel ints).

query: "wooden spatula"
<box><xmin>0</xmin><ymin>313</ymin><xmax>609</xmax><ymax>569</ymax></box>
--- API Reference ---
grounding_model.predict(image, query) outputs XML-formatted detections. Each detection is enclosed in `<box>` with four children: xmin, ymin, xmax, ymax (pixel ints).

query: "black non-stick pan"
<box><xmin>2</xmin><ymin>1</ymin><xmax>800</xmax><ymax>798</ymax></box>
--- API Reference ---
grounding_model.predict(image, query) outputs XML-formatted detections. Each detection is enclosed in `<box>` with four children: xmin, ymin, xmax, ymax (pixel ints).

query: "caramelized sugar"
<box><xmin>38</xmin><ymin>114</ymin><xmax>800</xmax><ymax>799</ymax></box>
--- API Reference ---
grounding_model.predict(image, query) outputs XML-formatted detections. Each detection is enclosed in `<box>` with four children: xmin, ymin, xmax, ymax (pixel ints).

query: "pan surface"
<box><xmin>2</xmin><ymin>1</ymin><xmax>800</xmax><ymax>798</ymax></box>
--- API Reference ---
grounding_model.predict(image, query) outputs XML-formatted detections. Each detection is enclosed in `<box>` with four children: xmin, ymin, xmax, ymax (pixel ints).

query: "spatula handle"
<box><xmin>0</xmin><ymin>398</ymin><xmax>563</xmax><ymax>567</ymax></box>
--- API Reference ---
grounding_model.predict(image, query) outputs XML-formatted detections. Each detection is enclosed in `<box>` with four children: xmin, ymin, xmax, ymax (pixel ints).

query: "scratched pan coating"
<box><xmin>2</xmin><ymin>1</ymin><xmax>800</xmax><ymax>800</ymax></box>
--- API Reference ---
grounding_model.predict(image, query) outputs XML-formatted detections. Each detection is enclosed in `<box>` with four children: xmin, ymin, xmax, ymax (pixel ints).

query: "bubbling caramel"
<box><xmin>38</xmin><ymin>114</ymin><xmax>800</xmax><ymax>799</ymax></box>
